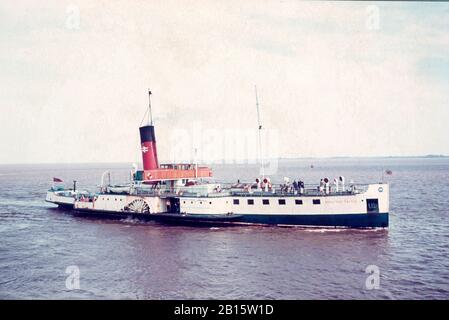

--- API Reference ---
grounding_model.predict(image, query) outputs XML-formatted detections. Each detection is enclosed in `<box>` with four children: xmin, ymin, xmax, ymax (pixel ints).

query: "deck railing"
<box><xmin>102</xmin><ymin>181</ymin><xmax>369</xmax><ymax>198</ymax></box>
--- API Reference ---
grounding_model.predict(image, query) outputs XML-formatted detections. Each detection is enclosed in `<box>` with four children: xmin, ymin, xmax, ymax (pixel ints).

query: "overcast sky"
<box><xmin>0</xmin><ymin>1</ymin><xmax>448</xmax><ymax>164</ymax></box>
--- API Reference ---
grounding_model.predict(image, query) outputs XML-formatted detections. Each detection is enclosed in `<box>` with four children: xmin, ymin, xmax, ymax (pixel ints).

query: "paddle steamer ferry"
<box><xmin>46</xmin><ymin>91</ymin><xmax>389</xmax><ymax>228</ymax></box>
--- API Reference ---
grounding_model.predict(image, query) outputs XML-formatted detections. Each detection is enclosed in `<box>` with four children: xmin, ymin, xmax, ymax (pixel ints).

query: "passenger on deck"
<box><xmin>256</xmin><ymin>178</ymin><xmax>261</xmax><ymax>191</ymax></box>
<box><xmin>319</xmin><ymin>179</ymin><xmax>324</xmax><ymax>194</ymax></box>
<box><xmin>324</xmin><ymin>178</ymin><xmax>330</xmax><ymax>195</ymax></box>
<box><xmin>333</xmin><ymin>178</ymin><xmax>339</xmax><ymax>192</ymax></box>
<box><xmin>293</xmin><ymin>180</ymin><xmax>298</xmax><ymax>194</ymax></box>
<box><xmin>339</xmin><ymin>176</ymin><xmax>345</xmax><ymax>191</ymax></box>
<box><xmin>299</xmin><ymin>181</ymin><xmax>304</xmax><ymax>195</ymax></box>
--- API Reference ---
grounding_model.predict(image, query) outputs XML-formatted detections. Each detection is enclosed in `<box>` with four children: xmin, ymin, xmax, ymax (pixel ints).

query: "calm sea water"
<box><xmin>1</xmin><ymin>158</ymin><xmax>449</xmax><ymax>299</ymax></box>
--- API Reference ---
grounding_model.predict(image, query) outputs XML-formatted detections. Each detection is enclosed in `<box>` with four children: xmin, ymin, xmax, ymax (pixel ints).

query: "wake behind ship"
<box><xmin>46</xmin><ymin>91</ymin><xmax>389</xmax><ymax>228</ymax></box>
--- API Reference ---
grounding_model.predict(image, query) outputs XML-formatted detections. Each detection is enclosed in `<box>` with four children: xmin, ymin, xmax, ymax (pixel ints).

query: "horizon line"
<box><xmin>0</xmin><ymin>154</ymin><xmax>447</xmax><ymax>166</ymax></box>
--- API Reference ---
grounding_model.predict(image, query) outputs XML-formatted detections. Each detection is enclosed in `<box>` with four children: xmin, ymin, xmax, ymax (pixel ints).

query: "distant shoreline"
<box><xmin>277</xmin><ymin>154</ymin><xmax>449</xmax><ymax>160</ymax></box>
<box><xmin>0</xmin><ymin>155</ymin><xmax>448</xmax><ymax>166</ymax></box>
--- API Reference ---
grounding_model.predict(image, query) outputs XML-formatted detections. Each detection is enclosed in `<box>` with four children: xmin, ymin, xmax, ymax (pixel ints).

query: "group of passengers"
<box><xmin>319</xmin><ymin>176</ymin><xmax>346</xmax><ymax>195</ymax></box>
<box><xmin>279</xmin><ymin>176</ymin><xmax>347</xmax><ymax>195</ymax></box>
<box><xmin>245</xmin><ymin>175</ymin><xmax>349</xmax><ymax>195</ymax></box>
<box><xmin>280</xmin><ymin>179</ymin><xmax>305</xmax><ymax>194</ymax></box>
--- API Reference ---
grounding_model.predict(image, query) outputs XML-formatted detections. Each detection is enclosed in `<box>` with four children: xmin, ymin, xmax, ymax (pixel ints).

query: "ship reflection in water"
<box><xmin>1</xmin><ymin>157</ymin><xmax>449</xmax><ymax>299</ymax></box>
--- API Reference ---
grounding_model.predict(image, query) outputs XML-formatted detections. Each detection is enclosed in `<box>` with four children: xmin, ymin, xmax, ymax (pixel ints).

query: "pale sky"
<box><xmin>0</xmin><ymin>1</ymin><xmax>448</xmax><ymax>164</ymax></box>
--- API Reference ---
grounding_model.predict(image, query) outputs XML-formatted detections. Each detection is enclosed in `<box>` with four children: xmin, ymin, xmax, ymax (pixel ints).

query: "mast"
<box><xmin>255</xmin><ymin>85</ymin><xmax>265</xmax><ymax>179</ymax></box>
<box><xmin>148</xmin><ymin>89</ymin><xmax>153</xmax><ymax>125</ymax></box>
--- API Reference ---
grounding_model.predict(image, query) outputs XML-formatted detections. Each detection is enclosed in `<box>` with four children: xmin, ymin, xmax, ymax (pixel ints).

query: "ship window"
<box><xmin>233</xmin><ymin>199</ymin><xmax>240</xmax><ymax>205</ymax></box>
<box><xmin>262</xmin><ymin>199</ymin><xmax>270</xmax><ymax>205</ymax></box>
<box><xmin>278</xmin><ymin>199</ymin><xmax>286</xmax><ymax>205</ymax></box>
<box><xmin>209</xmin><ymin>201</ymin><xmax>212</xmax><ymax>205</ymax></box>
<box><xmin>247</xmin><ymin>199</ymin><xmax>254</xmax><ymax>205</ymax></box>
<box><xmin>313</xmin><ymin>199</ymin><xmax>321</xmax><ymax>205</ymax></box>
<box><xmin>200</xmin><ymin>201</ymin><xmax>202</xmax><ymax>204</ymax></box>
<box><xmin>183</xmin><ymin>201</ymin><xmax>186</xmax><ymax>204</ymax></box>
<box><xmin>191</xmin><ymin>201</ymin><xmax>193</xmax><ymax>204</ymax></box>
<box><xmin>295</xmin><ymin>199</ymin><xmax>303</xmax><ymax>205</ymax></box>
<box><xmin>367</xmin><ymin>199</ymin><xmax>379</xmax><ymax>213</ymax></box>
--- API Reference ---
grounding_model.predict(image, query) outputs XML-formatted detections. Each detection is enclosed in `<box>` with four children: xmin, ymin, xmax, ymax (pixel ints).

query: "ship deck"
<box><xmin>98</xmin><ymin>183</ymin><xmax>371</xmax><ymax>198</ymax></box>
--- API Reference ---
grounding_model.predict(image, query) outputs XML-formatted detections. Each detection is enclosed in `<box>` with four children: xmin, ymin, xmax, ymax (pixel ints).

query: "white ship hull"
<box><xmin>45</xmin><ymin>190</ymin><xmax>77</xmax><ymax>208</ymax></box>
<box><xmin>45</xmin><ymin>183</ymin><xmax>389</xmax><ymax>228</ymax></box>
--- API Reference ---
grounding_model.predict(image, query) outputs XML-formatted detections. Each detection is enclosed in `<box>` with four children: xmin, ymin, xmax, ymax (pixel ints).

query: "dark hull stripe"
<box><xmin>55</xmin><ymin>204</ymin><xmax>388</xmax><ymax>228</ymax></box>
<box><xmin>237</xmin><ymin>213</ymin><xmax>388</xmax><ymax>228</ymax></box>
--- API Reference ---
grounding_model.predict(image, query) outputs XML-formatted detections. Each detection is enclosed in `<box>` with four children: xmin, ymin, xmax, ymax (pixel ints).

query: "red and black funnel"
<box><xmin>139</xmin><ymin>90</ymin><xmax>159</xmax><ymax>170</ymax></box>
<box><xmin>139</xmin><ymin>125</ymin><xmax>159</xmax><ymax>170</ymax></box>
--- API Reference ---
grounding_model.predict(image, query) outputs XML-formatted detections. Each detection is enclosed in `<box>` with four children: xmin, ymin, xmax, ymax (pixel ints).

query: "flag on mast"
<box><xmin>53</xmin><ymin>177</ymin><xmax>63</xmax><ymax>182</ymax></box>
